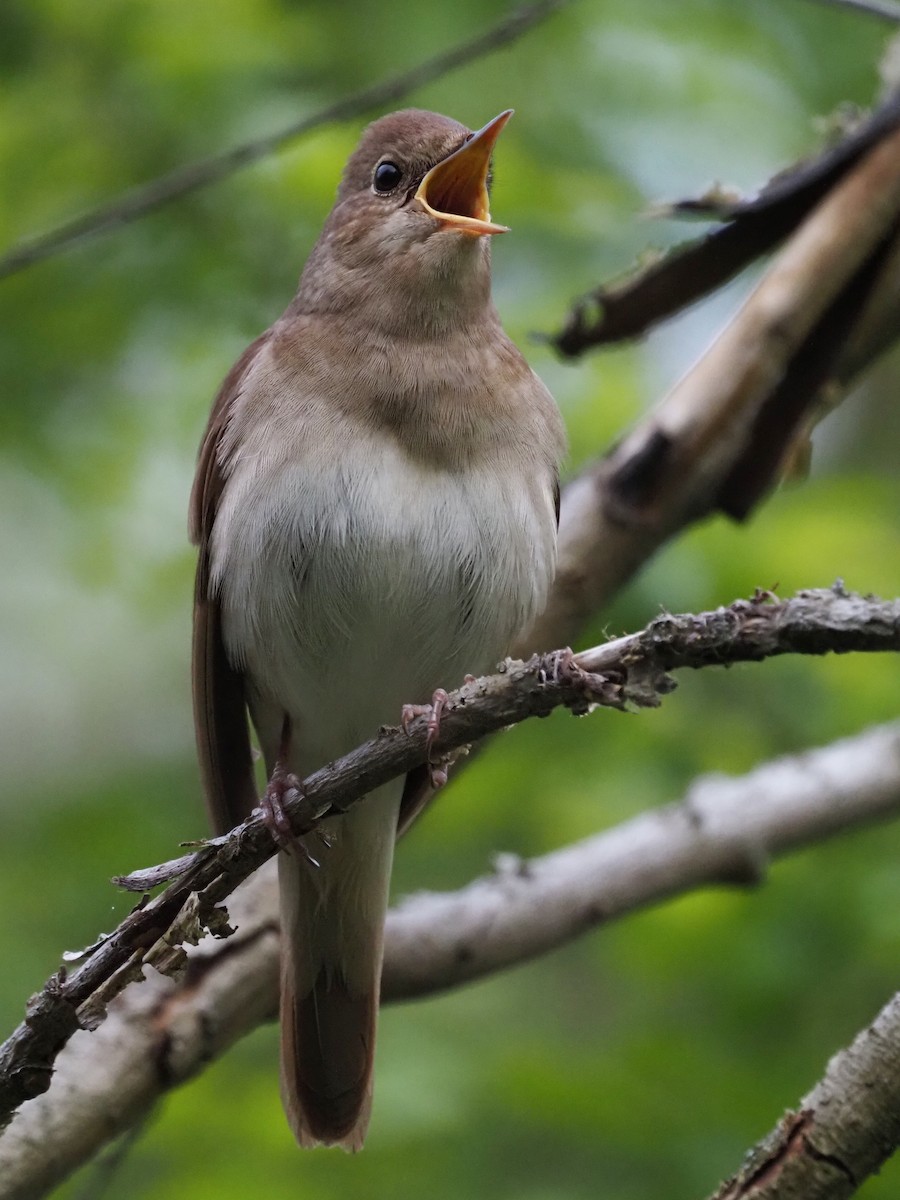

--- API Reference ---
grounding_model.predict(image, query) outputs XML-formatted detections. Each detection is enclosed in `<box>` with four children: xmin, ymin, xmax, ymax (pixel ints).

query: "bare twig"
<box><xmin>0</xmin><ymin>0</ymin><xmax>568</xmax><ymax>281</ymax></box>
<box><xmin>3</xmin><ymin>717</ymin><xmax>900</xmax><ymax>1199</ymax></box>
<box><xmin>0</xmin><ymin>587</ymin><xmax>897</xmax><ymax>1136</ymax></box>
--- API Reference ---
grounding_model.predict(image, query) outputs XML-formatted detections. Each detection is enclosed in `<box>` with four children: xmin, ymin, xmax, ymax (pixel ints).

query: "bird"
<box><xmin>189</xmin><ymin>107</ymin><xmax>566</xmax><ymax>1151</ymax></box>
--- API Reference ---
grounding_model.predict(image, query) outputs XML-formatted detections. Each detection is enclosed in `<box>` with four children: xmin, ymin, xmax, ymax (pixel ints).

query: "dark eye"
<box><xmin>373</xmin><ymin>161</ymin><xmax>403</xmax><ymax>193</ymax></box>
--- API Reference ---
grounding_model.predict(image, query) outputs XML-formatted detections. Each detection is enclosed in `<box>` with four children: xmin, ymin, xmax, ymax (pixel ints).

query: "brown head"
<box><xmin>291</xmin><ymin>108</ymin><xmax>513</xmax><ymax>333</ymax></box>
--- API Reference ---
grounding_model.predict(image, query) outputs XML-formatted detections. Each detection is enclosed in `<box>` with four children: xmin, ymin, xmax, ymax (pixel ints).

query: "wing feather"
<box><xmin>190</xmin><ymin>334</ymin><xmax>270</xmax><ymax>834</ymax></box>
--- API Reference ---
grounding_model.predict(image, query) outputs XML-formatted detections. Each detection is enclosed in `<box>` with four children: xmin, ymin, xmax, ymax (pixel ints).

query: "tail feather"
<box><xmin>281</xmin><ymin>968</ymin><xmax>375</xmax><ymax>1149</ymax></box>
<box><xmin>278</xmin><ymin>781</ymin><xmax>401</xmax><ymax>1150</ymax></box>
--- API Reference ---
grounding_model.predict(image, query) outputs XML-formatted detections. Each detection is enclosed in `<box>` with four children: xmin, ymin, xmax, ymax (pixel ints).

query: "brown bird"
<box><xmin>190</xmin><ymin>108</ymin><xmax>565</xmax><ymax>1150</ymax></box>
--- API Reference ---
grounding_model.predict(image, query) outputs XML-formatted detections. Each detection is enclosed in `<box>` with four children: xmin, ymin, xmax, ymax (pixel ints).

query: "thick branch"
<box><xmin>711</xmin><ymin>988</ymin><xmax>900</xmax><ymax>1198</ymax></box>
<box><xmin>383</xmin><ymin>717</ymin><xmax>900</xmax><ymax>1000</ymax></box>
<box><xmin>0</xmin><ymin>0</ymin><xmax>568</xmax><ymax>281</ymax></box>
<box><xmin>3</xmin><ymin>718</ymin><xmax>900</xmax><ymax>1199</ymax></box>
<box><xmin>549</xmin><ymin>91</ymin><xmax>900</xmax><ymax>355</ymax></box>
<box><xmin>0</xmin><ymin>587</ymin><xmax>897</xmax><ymax>1138</ymax></box>
<box><xmin>520</xmin><ymin>120</ymin><xmax>900</xmax><ymax>652</ymax></box>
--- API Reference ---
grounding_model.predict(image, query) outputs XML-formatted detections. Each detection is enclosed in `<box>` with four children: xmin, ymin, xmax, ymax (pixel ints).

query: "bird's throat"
<box><xmin>292</xmin><ymin>224</ymin><xmax>494</xmax><ymax>341</ymax></box>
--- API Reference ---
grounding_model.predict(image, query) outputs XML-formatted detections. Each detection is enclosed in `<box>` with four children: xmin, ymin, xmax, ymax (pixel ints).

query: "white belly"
<box><xmin>209</xmin><ymin>431</ymin><xmax>556</xmax><ymax>769</ymax></box>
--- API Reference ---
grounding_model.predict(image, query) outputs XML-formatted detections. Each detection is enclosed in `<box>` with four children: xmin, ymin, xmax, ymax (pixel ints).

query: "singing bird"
<box><xmin>190</xmin><ymin>108</ymin><xmax>565</xmax><ymax>1150</ymax></box>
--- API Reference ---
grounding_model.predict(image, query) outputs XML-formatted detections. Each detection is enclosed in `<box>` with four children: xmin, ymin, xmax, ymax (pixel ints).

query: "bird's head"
<box><xmin>294</xmin><ymin>109</ymin><xmax>513</xmax><ymax>331</ymax></box>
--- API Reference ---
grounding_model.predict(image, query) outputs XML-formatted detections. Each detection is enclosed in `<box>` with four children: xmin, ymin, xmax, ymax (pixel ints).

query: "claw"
<box><xmin>401</xmin><ymin>687</ymin><xmax>451</xmax><ymax>789</ymax></box>
<box><xmin>259</xmin><ymin>715</ymin><xmax>323</xmax><ymax>868</ymax></box>
<box><xmin>425</xmin><ymin>688</ymin><xmax>448</xmax><ymax>752</ymax></box>
<box><xmin>401</xmin><ymin>687</ymin><xmax>449</xmax><ymax>753</ymax></box>
<box><xmin>260</xmin><ymin>769</ymin><xmax>300</xmax><ymax>849</ymax></box>
<box><xmin>400</xmin><ymin>703</ymin><xmax>425</xmax><ymax>736</ymax></box>
<box><xmin>260</xmin><ymin>778</ymin><xmax>322</xmax><ymax>868</ymax></box>
<box><xmin>260</xmin><ymin>768</ymin><xmax>323</xmax><ymax>867</ymax></box>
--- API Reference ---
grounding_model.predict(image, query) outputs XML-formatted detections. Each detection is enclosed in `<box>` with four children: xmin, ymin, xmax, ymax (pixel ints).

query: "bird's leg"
<box><xmin>260</xmin><ymin>716</ymin><xmax>322</xmax><ymax>867</ymax></box>
<box><xmin>401</xmin><ymin>687</ymin><xmax>450</xmax><ymax>788</ymax></box>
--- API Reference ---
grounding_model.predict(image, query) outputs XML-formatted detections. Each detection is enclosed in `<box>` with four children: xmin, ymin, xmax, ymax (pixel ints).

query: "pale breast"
<box><xmin>209</xmin><ymin>419</ymin><xmax>556</xmax><ymax>761</ymax></box>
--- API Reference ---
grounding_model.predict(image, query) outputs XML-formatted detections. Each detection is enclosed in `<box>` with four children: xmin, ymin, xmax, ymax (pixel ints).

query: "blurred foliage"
<box><xmin>1</xmin><ymin>0</ymin><xmax>899</xmax><ymax>1197</ymax></box>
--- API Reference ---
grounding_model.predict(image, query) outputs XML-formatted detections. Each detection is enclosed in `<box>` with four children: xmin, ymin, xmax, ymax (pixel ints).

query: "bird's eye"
<box><xmin>373</xmin><ymin>161</ymin><xmax>403</xmax><ymax>193</ymax></box>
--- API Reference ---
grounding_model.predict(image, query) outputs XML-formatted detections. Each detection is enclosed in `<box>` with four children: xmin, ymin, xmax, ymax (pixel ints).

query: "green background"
<box><xmin>2</xmin><ymin>1</ymin><xmax>899</xmax><ymax>1196</ymax></box>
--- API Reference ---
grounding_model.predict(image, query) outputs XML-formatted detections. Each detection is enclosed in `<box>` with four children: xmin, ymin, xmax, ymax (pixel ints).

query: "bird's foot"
<box><xmin>401</xmin><ymin>687</ymin><xmax>450</xmax><ymax>789</ymax></box>
<box><xmin>259</xmin><ymin>767</ymin><xmax>322</xmax><ymax>868</ymax></box>
<box><xmin>401</xmin><ymin>687</ymin><xmax>449</xmax><ymax>750</ymax></box>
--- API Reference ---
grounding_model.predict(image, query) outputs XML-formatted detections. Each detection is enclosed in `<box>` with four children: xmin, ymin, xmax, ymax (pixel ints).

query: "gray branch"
<box><xmin>2</xmin><ymin>717</ymin><xmax>900</xmax><ymax>1199</ymax></box>
<box><xmin>0</xmin><ymin>586</ymin><xmax>897</xmax><ymax>1144</ymax></box>
<box><xmin>711</xmin><ymin>988</ymin><xmax>900</xmax><ymax>1198</ymax></box>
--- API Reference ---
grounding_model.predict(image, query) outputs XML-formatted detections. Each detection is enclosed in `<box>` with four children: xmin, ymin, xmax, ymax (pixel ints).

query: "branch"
<box><xmin>520</xmin><ymin>115</ymin><xmax>900</xmax><ymax>653</ymax></box>
<box><xmin>0</xmin><ymin>586</ymin><xmax>897</xmax><ymax>1139</ymax></box>
<box><xmin>383</xmin><ymin>714</ymin><xmax>900</xmax><ymax>1000</ymax></box>
<box><xmin>0</xmin><ymin>0</ymin><xmax>568</xmax><ymax>281</ymax></box>
<box><xmin>549</xmin><ymin>91</ymin><xmax>900</xmax><ymax>354</ymax></box>
<box><xmin>711</xmin><ymin>989</ymin><xmax>900</xmax><ymax>1198</ymax></box>
<box><xmin>4</xmin><ymin>717</ymin><xmax>900</xmax><ymax>1198</ymax></box>
<box><xmin>802</xmin><ymin>0</ymin><xmax>900</xmax><ymax>20</ymax></box>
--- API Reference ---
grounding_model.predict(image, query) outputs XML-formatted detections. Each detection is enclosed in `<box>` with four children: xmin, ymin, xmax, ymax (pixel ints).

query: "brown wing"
<box><xmin>190</xmin><ymin>334</ymin><xmax>270</xmax><ymax>835</ymax></box>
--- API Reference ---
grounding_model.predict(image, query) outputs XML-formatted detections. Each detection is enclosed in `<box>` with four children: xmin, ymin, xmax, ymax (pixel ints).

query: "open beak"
<box><xmin>414</xmin><ymin>110</ymin><xmax>513</xmax><ymax>237</ymax></box>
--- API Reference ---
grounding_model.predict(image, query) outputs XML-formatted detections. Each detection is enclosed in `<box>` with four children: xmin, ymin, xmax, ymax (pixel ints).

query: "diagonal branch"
<box><xmin>0</xmin><ymin>586</ymin><xmax>897</xmax><ymax>1137</ymax></box>
<box><xmin>710</xmin><ymin>988</ymin><xmax>900</xmax><ymax>1198</ymax></box>
<box><xmin>383</xmin><ymin>715</ymin><xmax>900</xmax><ymax>1001</ymax></box>
<box><xmin>3</xmin><ymin>717</ymin><xmax>900</xmax><ymax>1199</ymax></box>
<box><xmin>0</xmin><ymin>0</ymin><xmax>569</xmax><ymax>281</ymax></box>
<box><xmin>549</xmin><ymin>90</ymin><xmax>900</xmax><ymax>354</ymax></box>
<box><xmin>520</xmin><ymin>118</ymin><xmax>900</xmax><ymax>654</ymax></box>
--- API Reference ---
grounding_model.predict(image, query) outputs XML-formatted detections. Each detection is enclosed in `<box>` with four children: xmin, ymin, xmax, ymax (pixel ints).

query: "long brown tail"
<box><xmin>278</xmin><ymin>781</ymin><xmax>401</xmax><ymax>1150</ymax></box>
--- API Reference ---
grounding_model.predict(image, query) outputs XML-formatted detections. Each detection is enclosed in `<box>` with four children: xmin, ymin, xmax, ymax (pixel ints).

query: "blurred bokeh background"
<box><xmin>2</xmin><ymin>1</ymin><xmax>899</xmax><ymax>1196</ymax></box>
